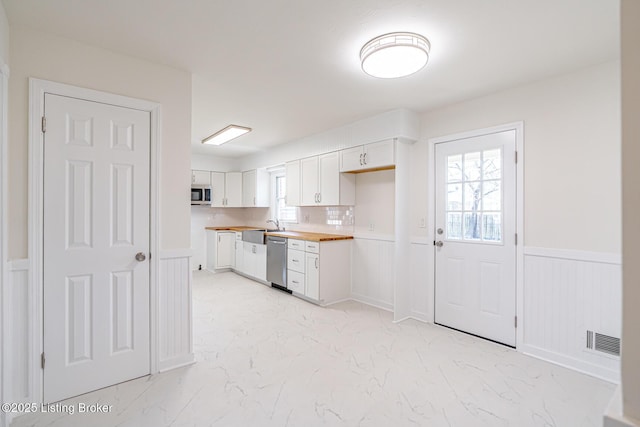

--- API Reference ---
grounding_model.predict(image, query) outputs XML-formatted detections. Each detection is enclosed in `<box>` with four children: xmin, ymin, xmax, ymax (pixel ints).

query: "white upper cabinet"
<box><xmin>285</xmin><ymin>160</ymin><xmax>301</xmax><ymax>206</ymax></box>
<box><xmin>340</xmin><ymin>139</ymin><xmax>395</xmax><ymax>173</ymax></box>
<box><xmin>209</xmin><ymin>171</ymin><xmax>242</xmax><ymax>207</ymax></box>
<box><xmin>210</xmin><ymin>172</ymin><xmax>226</xmax><ymax>207</ymax></box>
<box><xmin>242</xmin><ymin>169</ymin><xmax>269</xmax><ymax>207</ymax></box>
<box><xmin>300</xmin><ymin>152</ymin><xmax>355</xmax><ymax>206</ymax></box>
<box><xmin>192</xmin><ymin>169</ymin><xmax>211</xmax><ymax>186</ymax></box>
<box><xmin>225</xmin><ymin>172</ymin><xmax>243</xmax><ymax>207</ymax></box>
<box><xmin>301</xmin><ymin>156</ymin><xmax>319</xmax><ymax>206</ymax></box>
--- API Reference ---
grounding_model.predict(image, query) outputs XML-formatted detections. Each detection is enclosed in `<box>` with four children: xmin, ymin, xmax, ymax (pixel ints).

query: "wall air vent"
<box><xmin>586</xmin><ymin>330</ymin><xmax>620</xmax><ymax>356</ymax></box>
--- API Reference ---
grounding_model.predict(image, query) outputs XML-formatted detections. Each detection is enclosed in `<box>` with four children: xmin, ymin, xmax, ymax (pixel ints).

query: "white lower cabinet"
<box><xmin>243</xmin><ymin>241</ymin><xmax>267</xmax><ymax>281</ymax></box>
<box><xmin>207</xmin><ymin>230</ymin><xmax>235</xmax><ymax>271</ymax></box>
<box><xmin>305</xmin><ymin>252</ymin><xmax>320</xmax><ymax>301</ymax></box>
<box><xmin>286</xmin><ymin>238</ymin><xmax>350</xmax><ymax>305</ymax></box>
<box><xmin>233</xmin><ymin>232</ymin><xmax>244</xmax><ymax>274</ymax></box>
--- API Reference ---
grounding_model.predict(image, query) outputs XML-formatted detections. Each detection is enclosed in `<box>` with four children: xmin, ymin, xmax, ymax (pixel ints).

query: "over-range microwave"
<box><xmin>191</xmin><ymin>186</ymin><xmax>211</xmax><ymax>205</ymax></box>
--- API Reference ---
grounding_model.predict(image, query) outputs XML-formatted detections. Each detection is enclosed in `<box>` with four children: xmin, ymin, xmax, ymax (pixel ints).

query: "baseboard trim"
<box><xmin>158</xmin><ymin>354</ymin><xmax>196</xmax><ymax>373</ymax></box>
<box><xmin>349</xmin><ymin>293</ymin><xmax>393</xmax><ymax>312</ymax></box>
<box><xmin>521</xmin><ymin>343</ymin><xmax>619</xmax><ymax>383</ymax></box>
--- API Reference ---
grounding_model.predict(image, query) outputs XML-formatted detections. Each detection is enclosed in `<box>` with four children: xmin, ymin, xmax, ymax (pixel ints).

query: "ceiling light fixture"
<box><xmin>360</xmin><ymin>32</ymin><xmax>431</xmax><ymax>79</ymax></box>
<box><xmin>202</xmin><ymin>124</ymin><xmax>252</xmax><ymax>146</ymax></box>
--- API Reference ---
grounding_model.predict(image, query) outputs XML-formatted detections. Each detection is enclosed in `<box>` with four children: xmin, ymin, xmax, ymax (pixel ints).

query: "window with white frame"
<box><xmin>273</xmin><ymin>172</ymin><xmax>298</xmax><ymax>223</ymax></box>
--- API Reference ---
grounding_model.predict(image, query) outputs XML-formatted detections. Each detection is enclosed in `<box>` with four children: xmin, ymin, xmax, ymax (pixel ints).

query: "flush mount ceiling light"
<box><xmin>360</xmin><ymin>32</ymin><xmax>431</xmax><ymax>79</ymax></box>
<box><xmin>202</xmin><ymin>124</ymin><xmax>252</xmax><ymax>146</ymax></box>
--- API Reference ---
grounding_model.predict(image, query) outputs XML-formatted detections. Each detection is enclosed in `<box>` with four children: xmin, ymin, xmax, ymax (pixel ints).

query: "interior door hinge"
<box><xmin>41</xmin><ymin>352</ymin><xmax>45</xmax><ymax>369</ymax></box>
<box><xmin>515</xmin><ymin>233</ymin><xmax>518</xmax><ymax>245</ymax></box>
<box><xmin>41</xmin><ymin>116</ymin><xmax>47</xmax><ymax>133</ymax></box>
<box><xmin>515</xmin><ymin>316</ymin><xmax>518</xmax><ymax>328</ymax></box>
<box><xmin>515</xmin><ymin>151</ymin><xmax>518</xmax><ymax>163</ymax></box>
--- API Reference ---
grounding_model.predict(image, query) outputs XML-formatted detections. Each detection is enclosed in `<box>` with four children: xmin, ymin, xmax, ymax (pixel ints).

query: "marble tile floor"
<box><xmin>13</xmin><ymin>271</ymin><xmax>615</xmax><ymax>427</ymax></box>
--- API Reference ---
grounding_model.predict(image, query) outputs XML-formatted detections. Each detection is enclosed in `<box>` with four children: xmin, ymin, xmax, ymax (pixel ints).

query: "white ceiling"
<box><xmin>3</xmin><ymin>0</ymin><xmax>619</xmax><ymax>158</ymax></box>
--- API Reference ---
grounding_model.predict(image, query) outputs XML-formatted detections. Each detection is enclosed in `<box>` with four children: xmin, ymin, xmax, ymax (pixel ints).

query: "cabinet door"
<box><xmin>255</xmin><ymin>244</ymin><xmax>267</xmax><ymax>281</ymax></box>
<box><xmin>210</xmin><ymin>172</ymin><xmax>226</xmax><ymax>207</ymax></box>
<box><xmin>243</xmin><ymin>242</ymin><xmax>255</xmax><ymax>277</ymax></box>
<box><xmin>254</xmin><ymin>168</ymin><xmax>270</xmax><ymax>207</ymax></box>
<box><xmin>300</xmin><ymin>156</ymin><xmax>319</xmax><ymax>206</ymax></box>
<box><xmin>318</xmin><ymin>152</ymin><xmax>340</xmax><ymax>205</ymax></box>
<box><xmin>216</xmin><ymin>232</ymin><xmax>235</xmax><ymax>268</ymax></box>
<box><xmin>192</xmin><ymin>170</ymin><xmax>211</xmax><ymax>186</ymax></box>
<box><xmin>242</xmin><ymin>170</ymin><xmax>256</xmax><ymax>207</ymax></box>
<box><xmin>225</xmin><ymin>172</ymin><xmax>243</xmax><ymax>207</ymax></box>
<box><xmin>234</xmin><ymin>236</ymin><xmax>244</xmax><ymax>273</ymax></box>
<box><xmin>363</xmin><ymin>140</ymin><xmax>395</xmax><ymax>169</ymax></box>
<box><xmin>340</xmin><ymin>146</ymin><xmax>364</xmax><ymax>172</ymax></box>
<box><xmin>206</xmin><ymin>230</ymin><xmax>217</xmax><ymax>271</ymax></box>
<box><xmin>285</xmin><ymin>160</ymin><xmax>301</xmax><ymax>206</ymax></box>
<box><xmin>305</xmin><ymin>253</ymin><xmax>320</xmax><ymax>301</ymax></box>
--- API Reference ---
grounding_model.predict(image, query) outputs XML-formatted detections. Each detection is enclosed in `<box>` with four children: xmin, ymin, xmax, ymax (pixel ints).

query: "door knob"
<box><xmin>135</xmin><ymin>252</ymin><xmax>146</xmax><ymax>262</ymax></box>
<box><xmin>435</xmin><ymin>241</ymin><xmax>444</xmax><ymax>248</ymax></box>
<box><xmin>437</xmin><ymin>228</ymin><xmax>444</xmax><ymax>235</ymax></box>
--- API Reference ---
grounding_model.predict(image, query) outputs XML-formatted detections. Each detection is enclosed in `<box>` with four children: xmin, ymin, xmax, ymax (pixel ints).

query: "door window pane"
<box><xmin>464</xmin><ymin>182</ymin><xmax>482</xmax><ymax>211</ymax></box>
<box><xmin>447</xmin><ymin>183</ymin><xmax>462</xmax><ymax>211</ymax></box>
<box><xmin>463</xmin><ymin>212</ymin><xmax>482</xmax><ymax>240</ymax></box>
<box><xmin>483</xmin><ymin>149</ymin><xmax>501</xmax><ymax>180</ymax></box>
<box><xmin>447</xmin><ymin>212</ymin><xmax>462</xmax><ymax>240</ymax></box>
<box><xmin>464</xmin><ymin>152</ymin><xmax>482</xmax><ymax>181</ymax></box>
<box><xmin>448</xmin><ymin>154</ymin><xmax>462</xmax><ymax>182</ymax></box>
<box><xmin>483</xmin><ymin>213</ymin><xmax>502</xmax><ymax>241</ymax></box>
<box><xmin>483</xmin><ymin>180</ymin><xmax>501</xmax><ymax>211</ymax></box>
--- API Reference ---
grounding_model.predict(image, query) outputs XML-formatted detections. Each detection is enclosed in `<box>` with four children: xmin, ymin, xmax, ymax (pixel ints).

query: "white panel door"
<box><xmin>43</xmin><ymin>94</ymin><xmax>150</xmax><ymax>403</ymax></box>
<box><xmin>434</xmin><ymin>130</ymin><xmax>517</xmax><ymax>346</ymax></box>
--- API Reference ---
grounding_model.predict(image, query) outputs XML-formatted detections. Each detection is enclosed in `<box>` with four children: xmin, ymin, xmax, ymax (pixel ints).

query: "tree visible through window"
<box><xmin>446</xmin><ymin>149</ymin><xmax>502</xmax><ymax>242</ymax></box>
<box><xmin>275</xmin><ymin>175</ymin><xmax>297</xmax><ymax>223</ymax></box>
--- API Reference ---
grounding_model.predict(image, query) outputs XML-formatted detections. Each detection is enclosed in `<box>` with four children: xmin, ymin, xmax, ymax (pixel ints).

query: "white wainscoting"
<box><xmin>3</xmin><ymin>259</ymin><xmax>31</xmax><ymax>427</ymax></box>
<box><xmin>522</xmin><ymin>247</ymin><xmax>621</xmax><ymax>382</ymax></box>
<box><xmin>158</xmin><ymin>250</ymin><xmax>195</xmax><ymax>371</ymax></box>
<box><xmin>351</xmin><ymin>236</ymin><xmax>395</xmax><ymax>311</ymax></box>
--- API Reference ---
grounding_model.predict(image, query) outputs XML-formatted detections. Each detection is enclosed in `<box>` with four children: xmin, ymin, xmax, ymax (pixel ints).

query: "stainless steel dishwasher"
<box><xmin>266</xmin><ymin>236</ymin><xmax>290</xmax><ymax>293</ymax></box>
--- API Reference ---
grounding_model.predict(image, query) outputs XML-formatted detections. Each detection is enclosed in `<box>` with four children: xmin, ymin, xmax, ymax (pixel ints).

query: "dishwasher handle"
<box><xmin>269</xmin><ymin>241</ymin><xmax>286</xmax><ymax>245</ymax></box>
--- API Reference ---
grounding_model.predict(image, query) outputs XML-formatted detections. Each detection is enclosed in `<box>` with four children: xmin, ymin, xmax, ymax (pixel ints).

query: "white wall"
<box><xmin>353</xmin><ymin>170</ymin><xmax>395</xmax><ymax>237</ymax></box>
<box><xmin>621</xmin><ymin>0</ymin><xmax>640</xmax><ymax>421</ymax></box>
<box><xmin>8</xmin><ymin>26</ymin><xmax>192</xmax><ymax>257</ymax></box>
<box><xmin>413</xmin><ymin>61</ymin><xmax>621</xmax><ymax>254</ymax></box>
<box><xmin>191</xmin><ymin>153</ymin><xmax>238</xmax><ymax>172</ymax></box>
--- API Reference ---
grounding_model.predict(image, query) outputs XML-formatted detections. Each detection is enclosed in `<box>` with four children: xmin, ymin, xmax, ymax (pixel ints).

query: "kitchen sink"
<box><xmin>242</xmin><ymin>229</ymin><xmax>279</xmax><ymax>244</ymax></box>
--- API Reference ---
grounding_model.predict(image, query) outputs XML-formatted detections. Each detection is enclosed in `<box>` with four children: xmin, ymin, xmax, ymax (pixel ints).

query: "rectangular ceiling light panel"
<box><xmin>202</xmin><ymin>125</ymin><xmax>252</xmax><ymax>146</ymax></box>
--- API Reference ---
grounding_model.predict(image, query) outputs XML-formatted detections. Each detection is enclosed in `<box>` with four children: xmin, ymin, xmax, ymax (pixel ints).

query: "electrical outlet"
<box><xmin>419</xmin><ymin>217</ymin><xmax>426</xmax><ymax>228</ymax></box>
<box><xmin>368</xmin><ymin>223</ymin><xmax>375</xmax><ymax>231</ymax></box>
<box><xmin>304</xmin><ymin>214</ymin><xmax>310</xmax><ymax>223</ymax></box>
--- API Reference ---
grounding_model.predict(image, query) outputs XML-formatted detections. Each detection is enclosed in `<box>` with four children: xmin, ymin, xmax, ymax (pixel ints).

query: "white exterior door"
<box><xmin>43</xmin><ymin>94</ymin><xmax>151</xmax><ymax>402</ymax></box>
<box><xmin>434</xmin><ymin>130</ymin><xmax>517</xmax><ymax>346</ymax></box>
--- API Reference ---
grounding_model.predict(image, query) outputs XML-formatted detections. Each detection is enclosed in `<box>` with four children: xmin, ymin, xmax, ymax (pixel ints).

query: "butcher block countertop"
<box><xmin>204</xmin><ymin>226</ymin><xmax>263</xmax><ymax>232</ymax></box>
<box><xmin>264</xmin><ymin>230</ymin><xmax>353</xmax><ymax>242</ymax></box>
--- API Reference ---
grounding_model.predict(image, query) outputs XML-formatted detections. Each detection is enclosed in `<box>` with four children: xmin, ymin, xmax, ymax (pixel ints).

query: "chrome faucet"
<box><xmin>266</xmin><ymin>219</ymin><xmax>280</xmax><ymax>231</ymax></box>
